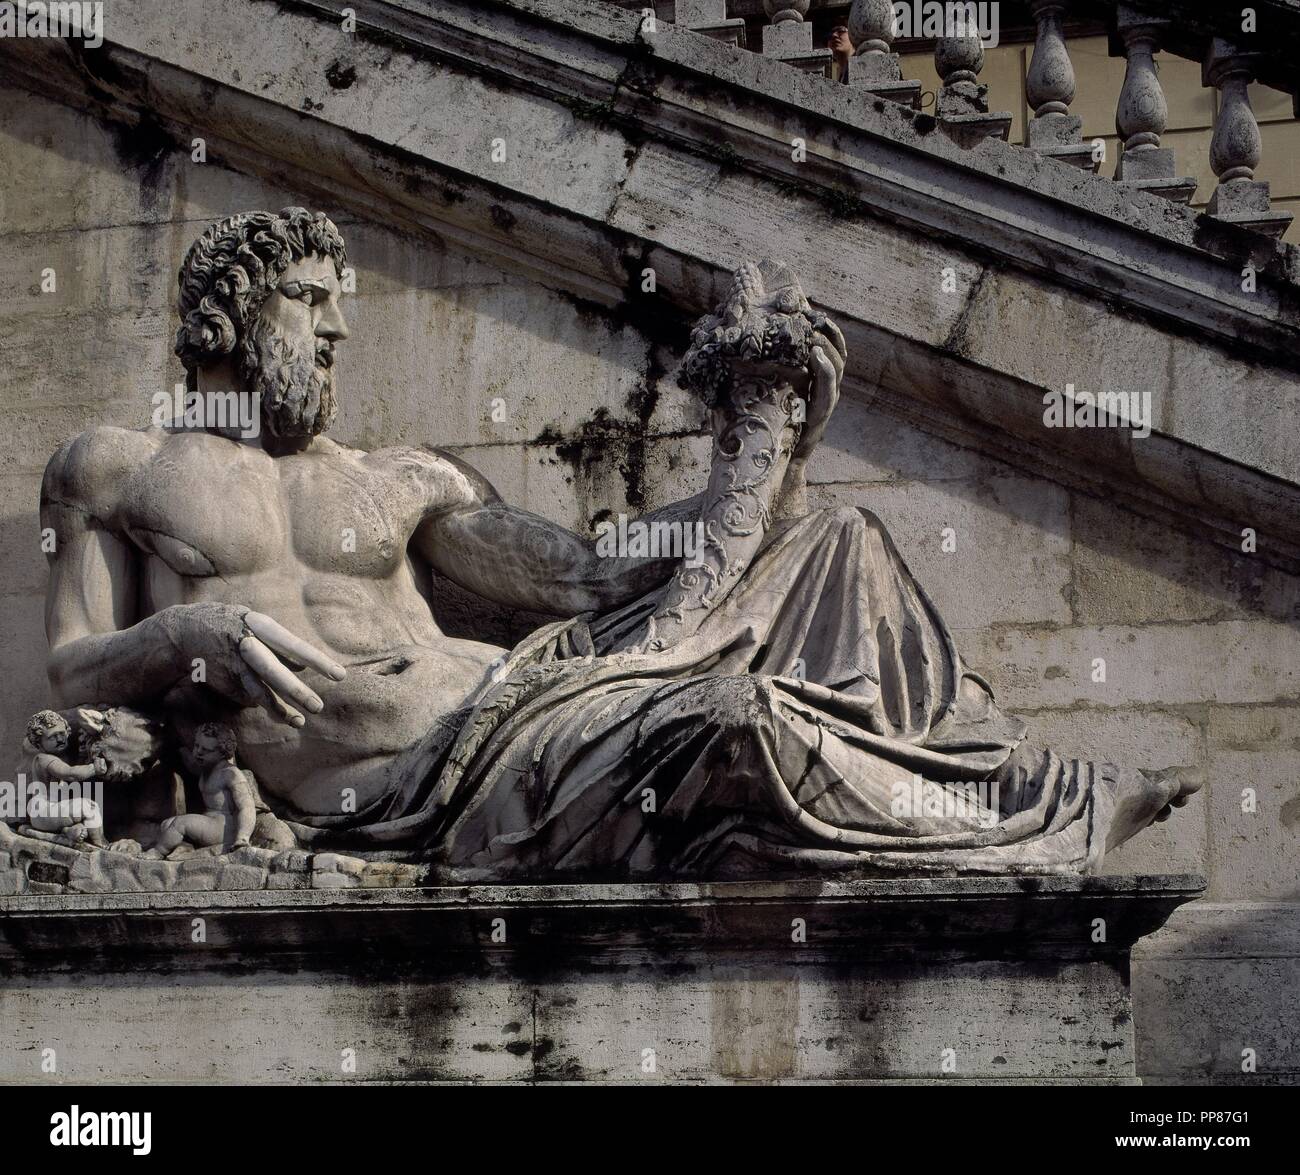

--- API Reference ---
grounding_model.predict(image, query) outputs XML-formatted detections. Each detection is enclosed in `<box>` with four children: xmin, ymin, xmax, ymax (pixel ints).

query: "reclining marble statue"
<box><xmin>26</xmin><ymin>206</ymin><xmax>1199</xmax><ymax>881</ymax></box>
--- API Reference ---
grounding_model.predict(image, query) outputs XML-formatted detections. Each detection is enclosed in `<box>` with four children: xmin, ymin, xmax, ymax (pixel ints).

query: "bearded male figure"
<box><xmin>40</xmin><ymin>207</ymin><xmax>1197</xmax><ymax>879</ymax></box>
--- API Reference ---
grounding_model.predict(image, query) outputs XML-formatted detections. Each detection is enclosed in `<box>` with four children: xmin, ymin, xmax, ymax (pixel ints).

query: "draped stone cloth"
<box><xmin>288</xmin><ymin>506</ymin><xmax>1122</xmax><ymax>878</ymax></box>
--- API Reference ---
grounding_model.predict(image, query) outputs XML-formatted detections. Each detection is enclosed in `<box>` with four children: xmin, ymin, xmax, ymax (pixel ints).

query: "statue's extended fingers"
<box><xmin>818</xmin><ymin>318</ymin><xmax>847</xmax><ymax>361</ymax></box>
<box><xmin>236</xmin><ymin>664</ymin><xmax>306</xmax><ymax>728</ymax></box>
<box><xmin>239</xmin><ymin>637</ymin><xmax>325</xmax><ymax>713</ymax></box>
<box><xmin>244</xmin><ymin>612</ymin><xmax>346</xmax><ymax>680</ymax></box>
<box><xmin>809</xmin><ymin>346</ymin><xmax>839</xmax><ymax>408</ymax></box>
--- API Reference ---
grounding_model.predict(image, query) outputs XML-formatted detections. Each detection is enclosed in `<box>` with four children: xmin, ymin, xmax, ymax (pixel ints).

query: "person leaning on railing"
<box><xmin>829</xmin><ymin>23</ymin><xmax>853</xmax><ymax>82</ymax></box>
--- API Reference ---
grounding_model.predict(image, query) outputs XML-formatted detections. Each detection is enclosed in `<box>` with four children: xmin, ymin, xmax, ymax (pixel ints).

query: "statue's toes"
<box><xmin>1172</xmin><ymin>768</ymin><xmax>1206</xmax><ymax>806</ymax></box>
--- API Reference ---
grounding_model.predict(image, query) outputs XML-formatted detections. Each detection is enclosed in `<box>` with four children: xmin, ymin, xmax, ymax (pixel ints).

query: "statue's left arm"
<box><xmin>412</xmin><ymin>450</ymin><xmax>702</xmax><ymax>616</ymax></box>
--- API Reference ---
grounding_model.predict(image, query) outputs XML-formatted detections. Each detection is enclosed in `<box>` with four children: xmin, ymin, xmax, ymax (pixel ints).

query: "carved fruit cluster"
<box><xmin>679</xmin><ymin>261</ymin><xmax>830</xmax><ymax>409</ymax></box>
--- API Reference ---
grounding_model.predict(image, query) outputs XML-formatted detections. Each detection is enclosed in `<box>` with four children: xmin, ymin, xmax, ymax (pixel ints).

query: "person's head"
<box><xmin>828</xmin><ymin>24</ymin><xmax>854</xmax><ymax>62</ymax></box>
<box><xmin>26</xmin><ymin>710</ymin><xmax>71</xmax><ymax>754</ymax></box>
<box><xmin>192</xmin><ymin>722</ymin><xmax>238</xmax><ymax>769</ymax></box>
<box><xmin>174</xmin><ymin>208</ymin><xmax>349</xmax><ymax>440</ymax></box>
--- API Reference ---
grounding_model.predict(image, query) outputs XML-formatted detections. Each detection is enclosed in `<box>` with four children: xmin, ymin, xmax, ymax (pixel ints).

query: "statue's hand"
<box><xmin>155</xmin><ymin>603</ymin><xmax>346</xmax><ymax>727</ymax></box>
<box><xmin>73</xmin><ymin>707</ymin><xmax>107</xmax><ymax>734</ymax></box>
<box><xmin>791</xmin><ymin>343</ymin><xmax>842</xmax><ymax>466</ymax></box>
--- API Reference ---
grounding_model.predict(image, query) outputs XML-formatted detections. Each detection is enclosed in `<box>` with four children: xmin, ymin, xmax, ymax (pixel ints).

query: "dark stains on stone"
<box><xmin>108</xmin><ymin>116</ymin><xmax>174</xmax><ymax>190</ymax></box>
<box><xmin>490</xmin><ymin>204</ymin><xmax>517</xmax><ymax>232</ymax></box>
<box><xmin>941</xmin><ymin>266</ymin><xmax>991</xmax><ymax>356</ymax></box>
<box><xmin>301</xmin><ymin>97</ymin><xmax>324</xmax><ymax>113</ymax></box>
<box><xmin>325</xmin><ymin>60</ymin><xmax>357</xmax><ymax>90</ymax></box>
<box><xmin>26</xmin><ymin>861</ymin><xmax>70</xmax><ymax>886</ymax></box>
<box><xmin>913</xmin><ymin>112</ymin><xmax>938</xmax><ymax>135</ymax></box>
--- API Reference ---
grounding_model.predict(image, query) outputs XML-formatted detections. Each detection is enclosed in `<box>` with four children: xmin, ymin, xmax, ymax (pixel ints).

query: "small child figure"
<box><xmin>144</xmin><ymin>722</ymin><xmax>256</xmax><ymax>858</ymax></box>
<box><xmin>21</xmin><ymin>709</ymin><xmax>108</xmax><ymax>846</ymax></box>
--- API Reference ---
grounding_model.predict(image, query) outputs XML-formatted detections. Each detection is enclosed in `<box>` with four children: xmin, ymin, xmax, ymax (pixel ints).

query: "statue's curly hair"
<box><xmin>194</xmin><ymin>721</ymin><xmax>238</xmax><ymax>760</ymax></box>
<box><xmin>174</xmin><ymin>207</ymin><xmax>347</xmax><ymax>388</ymax></box>
<box><xmin>25</xmin><ymin>709</ymin><xmax>69</xmax><ymax>750</ymax></box>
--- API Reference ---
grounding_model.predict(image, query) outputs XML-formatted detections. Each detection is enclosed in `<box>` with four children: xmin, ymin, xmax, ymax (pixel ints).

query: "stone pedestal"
<box><xmin>1207</xmin><ymin>178</ymin><xmax>1294</xmax><ymax>240</ymax></box>
<box><xmin>761</xmin><ymin>18</ymin><xmax>831</xmax><ymax>75</ymax></box>
<box><xmin>937</xmin><ymin>81</ymin><xmax>1012</xmax><ymax>148</ymax></box>
<box><xmin>0</xmin><ymin>876</ymin><xmax>1203</xmax><ymax>1083</ymax></box>
<box><xmin>674</xmin><ymin>0</ymin><xmax>747</xmax><ymax>48</ymax></box>
<box><xmin>1115</xmin><ymin>145</ymin><xmax>1198</xmax><ymax>204</ymax></box>
<box><xmin>846</xmin><ymin>52</ymin><xmax>922</xmax><ymax>109</ymax></box>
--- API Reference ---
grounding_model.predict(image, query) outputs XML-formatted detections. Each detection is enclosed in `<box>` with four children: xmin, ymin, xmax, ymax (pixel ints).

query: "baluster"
<box><xmin>934</xmin><ymin>26</ymin><xmax>1012</xmax><ymax>146</ymax></box>
<box><xmin>1203</xmin><ymin>38</ymin><xmax>1292</xmax><ymax>237</ymax></box>
<box><xmin>1111</xmin><ymin>7</ymin><xmax>1195</xmax><ymax>202</ymax></box>
<box><xmin>1026</xmin><ymin>0</ymin><xmax>1098</xmax><ymax>170</ymax></box>
<box><xmin>843</xmin><ymin>0</ymin><xmax>921</xmax><ymax>108</ymax></box>
<box><xmin>760</xmin><ymin>0</ymin><xmax>831</xmax><ymax>76</ymax></box>
<box><xmin>674</xmin><ymin>0</ymin><xmax>746</xmax><ymax>49</ymax></box>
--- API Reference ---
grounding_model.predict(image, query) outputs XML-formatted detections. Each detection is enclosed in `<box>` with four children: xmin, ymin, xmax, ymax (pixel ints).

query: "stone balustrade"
<box><xmin>663</xmin><ymin>0</ymin><xmax>1298</xmax><ymax>238</ymax></box>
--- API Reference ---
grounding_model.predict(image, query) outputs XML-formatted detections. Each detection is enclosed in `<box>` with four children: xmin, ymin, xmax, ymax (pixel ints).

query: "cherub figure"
<box><xmin>20</xmin><ymin>709</ymin><xmax>108</xmax><ymax>846</ymax></box>
<box><xmin>144</xmin><ymin>722</ymin><xmax>256</xmax><ymax>858</ymax></box>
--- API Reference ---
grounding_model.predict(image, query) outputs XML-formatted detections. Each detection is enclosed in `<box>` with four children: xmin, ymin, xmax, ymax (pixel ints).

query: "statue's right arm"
<box><xmin>42</xmin><ymin>429</ymin><xmax>190</xmax><ymax>706</ymax></box>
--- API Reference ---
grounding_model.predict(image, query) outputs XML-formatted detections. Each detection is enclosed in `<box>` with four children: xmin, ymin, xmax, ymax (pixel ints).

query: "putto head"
<box><xmin>26</xmin><ymin>709</ymin><xmax>71</xmax><ymax>753</ymax></box>
<box><xmin>174</xmin><ymin>208</ymin><xmax>349</xmax><ymax>439</ymax></box>
<box><xmin>192</xmin><ymin>721</ymin><xmax>238</xmax><ymax>768</ymax></box>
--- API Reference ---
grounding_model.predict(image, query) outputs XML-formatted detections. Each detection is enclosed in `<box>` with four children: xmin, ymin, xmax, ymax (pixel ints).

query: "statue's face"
<box><xmin>41</xmin><ymin>726</ymin><xmax>69</xmax><ymax>754</ymax></box>
<box><xmin>237</xmin><ymin>255</ymin><xmax>349</xmax><ymax>439</ymax></box>
<box><xmin>192</xmin><ymin>732</ymin><xmax>225</xmax><ymax>769</ymax></box>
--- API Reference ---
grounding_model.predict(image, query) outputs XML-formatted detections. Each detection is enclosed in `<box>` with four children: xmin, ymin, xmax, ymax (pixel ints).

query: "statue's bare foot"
<box><xmin>1104</xmin><ymin>764</ymin><xmax>1204</xmax><ymax>851</ymax></box>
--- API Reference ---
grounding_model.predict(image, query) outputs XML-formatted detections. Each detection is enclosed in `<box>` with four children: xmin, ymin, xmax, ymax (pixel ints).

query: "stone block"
<box><xmin>0</xmin><ymin>878</ymin><xmax>1203</xmax><ymax>1083</ymax></box>
<box><xmin>1069</xmin><ymin>494</ymin><xmax>1300</xmax><ymax>627</ymax></box>
<box><xmin>313</xmin><ymin>853</ymin><xmax>367</xmax><ymax>876</ymax></box>
<box><xmin>1133</xmin><ymin>901</ymin><xmax>1300</xmax><ymax>1082</ymax></box>
<box><xmin>212</xmin><ymin>864</ymin><xmax>271</xmax><ymax>890</ymax></box>
<box><xmin>955</xmin><ymin>621</ymin><xmax>1300</xmax><ymax>712</ymax></box>
<box><xmin>312</xmin><ymin>871</ymin><xmax>360</xmax><ymax>889</ymax></box>
<box><xmin>1205</xmin><ymin>745</ymin><xmax>1300</xmax><ymax>901</ymax></box>
<box><xmin>812</xmin><ymin>474</ymin><xmax>1072</xmax><ymax>630</ymax></box>
<box><xmin>272</xmin><ymin>850</ymin><xmax>313</xmax><ymax>873</ymax></box>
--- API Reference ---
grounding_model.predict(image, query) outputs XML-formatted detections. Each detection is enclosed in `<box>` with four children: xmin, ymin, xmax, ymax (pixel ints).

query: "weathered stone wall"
<box><xmin>1</xmin><ymin>80</ymin><xmax>1295</xmax><ymax>1082</ymax></box>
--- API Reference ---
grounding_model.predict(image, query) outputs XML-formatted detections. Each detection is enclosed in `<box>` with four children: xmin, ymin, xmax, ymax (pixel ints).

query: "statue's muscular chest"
<box><xmin>120</xmin><ymin>436</ymin><xmax>432</xmax><ymax>580</ymax></box>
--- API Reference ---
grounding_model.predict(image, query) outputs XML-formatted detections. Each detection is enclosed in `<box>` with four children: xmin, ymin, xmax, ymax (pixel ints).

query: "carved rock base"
<box><xmin>0</xmin><ymin>824</ymin><xmax>426</xmax><ymax>894</ymax></box>
<box><xmin>0</xmin><ymin>876</ymin><xmax>1203</xmax><ymax>1083</ymax></box>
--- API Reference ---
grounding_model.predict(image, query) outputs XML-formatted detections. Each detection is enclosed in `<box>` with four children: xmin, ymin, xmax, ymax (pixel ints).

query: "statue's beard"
<box><xmin>237</xmin><ymin>318</ymin><xmax>338</xmax><ymax>439</ymax></box>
